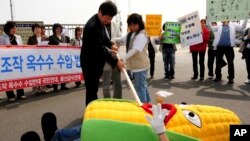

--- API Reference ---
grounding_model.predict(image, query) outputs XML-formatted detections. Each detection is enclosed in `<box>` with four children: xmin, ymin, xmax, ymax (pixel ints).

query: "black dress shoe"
<box><xmin>199</xmin><ymin>77</ymin><xmax>204</xmax><ymax>81</ymax></box>
<box><xmin>46</xmin><ymin>85</ymin><xmax>53</xmax><ymax>88</ymax></box>
<box><xmin>213</xmin><ymin>78</ymin><xmax>221</xmax><ymax>82</ymax></box>
<box><xmin>41</xmin><ymin>91</ymin><xmax>47</xmax><ymax>94</ymax></box>
<box><xmin>170</xmin><ymin>76</ymin><xmax>175</xmax><ymax>79</ymax></box>
<box><xmin>164</xmin><ymin>76</ymin><xmax>169</xmax><ymax>80</ymax></box>
<box><xmin>53</xmin><ymin>88</ymin><xmax>58</xmax><ymax>92</ymax></box>
<box><xmin>75</xmin><ymin>85</ymin><xmax>81</xmax><ymax>88</ymax></box>
<box><xmin>191</xmin><ymin>76</ymin><xmax>198</xmax><ymax>80</ymax></box>
<box><xmin>228</xmin><ymin>79</ymin><xmax>234</xmax><ymax>84</ymax></box>
<box><xmin>61</xmin><ymin>87</ymin><xmax>69</xmax><ymax>90</ymax></box>
<box><xmin>34</xmin><ymin>91</ymin><xmax>41</xmax><ymax>96</ymax></box>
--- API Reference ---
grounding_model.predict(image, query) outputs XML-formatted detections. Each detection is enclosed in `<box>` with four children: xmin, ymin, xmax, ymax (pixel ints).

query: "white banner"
<box><xmin>206</xmin><ymin>0</ymin><xmax>250</xmax><ymax>22</ymax></box>
<box><xmin>178</xmin><ymin>11</ymin><xmax>203</xmax><ymax>47</ymax></box>
<box><xmin>0</xmin><ymin>45</ymin><xmax>83</xmax><ymax>91</ymax></box>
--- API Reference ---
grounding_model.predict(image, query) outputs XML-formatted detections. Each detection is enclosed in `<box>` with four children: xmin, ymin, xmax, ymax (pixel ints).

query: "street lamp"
<box><xmin>128</xmin><ymin>0</ymin><xmax>131</xmax><ymax>14</ymax></box>
<box><xmin>10</xmin><ymin>0</ymin><xmax>14</xmax><ymax>20</ymax></box>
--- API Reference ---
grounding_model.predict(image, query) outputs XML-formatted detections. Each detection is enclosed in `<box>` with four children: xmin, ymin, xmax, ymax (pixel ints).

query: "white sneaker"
<box><xmin>245</xmin><ymin>80</ymin><xmax>250</xmax><ymax>84</ymax></box>
<box><xmin>208</xmin><ymin>76</ymin><xmax>213</xmax><ymax>79</ymax></box>
<box><xmin>8</xmin><ymin>98</ymin><xmax>15</xmax><ymax>102</ymax></box>
<box><xmin>21</xmin><ymin>96</ymin><xmax>26</xmax><ymax>99</ymax></box>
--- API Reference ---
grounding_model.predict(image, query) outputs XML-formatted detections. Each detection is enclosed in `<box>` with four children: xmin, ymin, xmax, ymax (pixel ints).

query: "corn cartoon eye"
<box><xmin>182</xmin><ymin>110</ymin><xmax>201</xmax><ymax>128</ymax></box>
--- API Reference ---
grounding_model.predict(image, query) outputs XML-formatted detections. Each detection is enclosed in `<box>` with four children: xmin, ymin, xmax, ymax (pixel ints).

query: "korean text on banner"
<box><xmin>0</xmin><ymin>45</ymin><xmax>83</xmax><ymax>92</ymax></box>
<box><xmin>178</xmin><ymin>11</ymin><xmax>203</xmax><ymax>47</ymax></box>
<box><xmin>146</xmin><ymin>14</ymin><xmax>162</xmax><ymax>36</ymax></box>
<box><xmin>206</xmin><ymin>0</ymin><xmax>250</xmax><ymax>22</ymax></box>
<box><xmin>163</xmin><ymin>22</ymin><xmax>181</xmax><ymax>44</ymax></box>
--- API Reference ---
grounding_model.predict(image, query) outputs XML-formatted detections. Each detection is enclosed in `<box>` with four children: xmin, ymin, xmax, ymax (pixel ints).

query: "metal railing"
<box><xmin>44</xmin><ymin>24</ymin><xmax>84</xmax><ymax>38</ymax></box>
<box><xmin>0</xmin><ymin>25</ymin><xmax>3</xmax><ymax>36</ymax></box>
<box><xmin>0</xmin><ymin>24</ymin><xmax>85</xmax><ymax>38</ymax></box>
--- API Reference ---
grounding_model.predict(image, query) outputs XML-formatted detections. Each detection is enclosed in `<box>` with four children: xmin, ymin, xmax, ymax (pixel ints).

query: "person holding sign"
<box><xmin>210</xmin><ymin>19</ymin><xmax>248</xmax><ymax>84</ymax></box>
<box><xmin>0</xmin><ymin>21</ymin><xmax>26</xmax><ymax>102</ymax></box>
<box><xmin>190</xmin><ymin>19</ymin><xmax>210</xmax><ymax>80</ymax></box>
<box><xmin>207</xmin><ymin>22</ymin><xmax>227</xmax><ymax>79</ymax></box>
<box><xmin>27</xmin><ymin>23</ymin><xmax>48</xmax><ymax>95</ymax></box>
<box><xmin>48</xmin><ymin>23</ymin><xmax>70</xmax><ymax>91</ymax></box>
<box><xmin>70</xmin><ymin>27</ymin><xmax>83</xmax><ymax>88</ymax></box>
<box><xmin>159</xmin><ymin>23</ymin><xmax>177</xmax><ymax>80</ymax></box>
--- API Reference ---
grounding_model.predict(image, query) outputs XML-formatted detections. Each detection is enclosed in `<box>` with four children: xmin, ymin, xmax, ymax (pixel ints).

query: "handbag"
<box><xmin>239</xmin><ymin>28</ymin><xmax>250</xmax><ymax>53</ymax></box>
<box><xmin>239</xmin><ymin>41</ymin><xmax>246</xmax><ymax>53</ymax></box>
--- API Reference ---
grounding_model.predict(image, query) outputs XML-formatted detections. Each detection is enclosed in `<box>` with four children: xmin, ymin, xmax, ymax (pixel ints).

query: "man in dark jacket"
<box><xmin>80</xmin><ymin>1</ymin><xmax>123</xmax><ymax>106</ymax></box>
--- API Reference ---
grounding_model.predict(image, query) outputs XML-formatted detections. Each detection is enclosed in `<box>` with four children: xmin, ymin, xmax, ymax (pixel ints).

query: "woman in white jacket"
<box><xmin>114</xmin><ymin>13</ymin><xmax>150</xmax><ymax>103</ymax></box>
<box><xmin>0</xmin><ymin>21</ymin><xmax>26</xmax><ymax>102</ymax></box>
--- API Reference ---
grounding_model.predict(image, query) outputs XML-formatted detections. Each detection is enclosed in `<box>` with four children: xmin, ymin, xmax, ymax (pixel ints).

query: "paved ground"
<box><xmin>0</xmin><ymin>45</ymin><xmax>250</xmax><ymax>141</ymax></box>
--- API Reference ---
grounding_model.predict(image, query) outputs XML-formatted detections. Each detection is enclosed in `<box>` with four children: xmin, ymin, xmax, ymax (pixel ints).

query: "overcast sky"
<box><xmin>1</xmin><ymin>0</ymin><xmax>206</xmax><ymax>23</ymax></box>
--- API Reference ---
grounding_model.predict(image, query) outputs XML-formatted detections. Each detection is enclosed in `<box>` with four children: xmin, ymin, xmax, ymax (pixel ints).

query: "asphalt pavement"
<box><xmin>0</xmin><ymin>45</ymin><xmax>250</xmax><ymax>141</ymax></box>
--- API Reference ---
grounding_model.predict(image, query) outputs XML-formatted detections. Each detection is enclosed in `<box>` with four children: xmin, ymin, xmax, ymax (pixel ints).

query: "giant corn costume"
<box><xmin>81</xmin><ymin>59</ymin><xmax>240</xmax><ymax>141</ymax></box>
<box><xmin>82</xmin><ymin>99</ymin><xmax>240</xmax><ymax>141</ymax></box>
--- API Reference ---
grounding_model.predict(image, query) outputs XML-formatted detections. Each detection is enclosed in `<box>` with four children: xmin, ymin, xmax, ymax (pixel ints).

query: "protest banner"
<box><xmin>207</xmin><ymin>0</ymin><xmax>250</xmax><ymax>22</ymax></box>
<box><xmin>178</xmin><ymin>11</ymin><xmax>203</xmax><ymax>47</ymax></box>
<box><xmin>0</xmin><ymin>45</ymin><xmax>82</xmax><ymax>92</ymax></box>
<box><xmin>162</xmin><ymin>22</ymin><xmax>181</xmax><ymax>44</ymax></box>
<box><xmin>145</xmin><ymin>14</ymin><xmax>162</xmax><ymax>36</ymax></box>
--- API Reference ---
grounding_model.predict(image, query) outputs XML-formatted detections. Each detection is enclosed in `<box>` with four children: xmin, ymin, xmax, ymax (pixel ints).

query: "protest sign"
<box><xmin>162</xmin><ymin>22</ymin><xmax>181</xmax><ymax>44</ymax></box>
<box><xmin>178</xmin><ymin>11</ymin><xmax>203</xmax><ymax>47</ymax></box>
<box><xmin>207</xmin><ymin>0</ymin><xmax>250</xmax><ymax>22</ymax></box>
<box><xmin>145</xmin><ymin>14</ymin><xmax>162</xmax><ymax>36</ymax></box>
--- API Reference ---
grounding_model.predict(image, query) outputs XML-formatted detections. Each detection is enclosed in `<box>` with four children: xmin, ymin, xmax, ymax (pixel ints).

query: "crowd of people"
<box><xmin>1</xmin><ymin>0</ymin><xmax>250</xmax><ymax>140</ymax></box>
<box><xmin>0</xmin><ymin>3</ymin><xmax>249</xmax><ymax>104</ymax></box>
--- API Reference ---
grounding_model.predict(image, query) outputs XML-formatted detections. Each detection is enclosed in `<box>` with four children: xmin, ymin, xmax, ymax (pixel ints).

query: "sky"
<box><xmin>0</xmin><ymin>0</ymin><xmax>206</xmax><ymax>32</ymax></box>
<box><xmin>1</xmin><ymin>0</ymin><xmax>206</xmax><ymax>23</ymax></box>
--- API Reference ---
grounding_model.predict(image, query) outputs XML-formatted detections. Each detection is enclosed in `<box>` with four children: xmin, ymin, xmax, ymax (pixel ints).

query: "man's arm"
<box><xmin>159</xmin><ymin>134</ymin><xmax>169</xmax><ymax>141</ymax></box>
<box><xmin>207</xmin><ymin>23</ymin><xmax>218</xmax><ymax>32</ymax></box>
<box><xmin>124</xmin><ymin>33</ymin><xmax>147</xmax><ymax>60</ymax></box>
<box><xmin>112</xmin><ymin>35</ymin><xmax>126</xmax><ymax>46</ymax></box>
<box><xmin>236</xmin><ymin>19</ymin><xmax>248</xmax><ymax>31</ymax></box>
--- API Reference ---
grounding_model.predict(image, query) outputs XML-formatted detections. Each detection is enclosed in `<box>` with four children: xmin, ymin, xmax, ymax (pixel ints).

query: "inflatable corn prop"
<box><xmin>84</xmin><ymin>99</ymin><xmax>241</xmax><ymax>141</ymax></box>
<box><xmin>83</xmin><ymin>55</ymin><xmax>240</xmax><ymax>141</ymax></box>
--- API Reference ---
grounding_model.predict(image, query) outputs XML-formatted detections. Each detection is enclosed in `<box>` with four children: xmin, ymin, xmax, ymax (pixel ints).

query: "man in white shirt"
<box><xmin>210</xmin><ymin>19</ymin><xmax>247</xmax><ymax>84</ymax></box>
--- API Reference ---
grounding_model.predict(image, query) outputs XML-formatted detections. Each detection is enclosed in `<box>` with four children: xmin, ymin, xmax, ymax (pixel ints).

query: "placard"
<box><xmin>178</xmin><ymin>11</ymin><xmax>203</xmax><ymax>47</ymax></box>
<box><xmin>207</xmin><ymin>0</ymin><xmax>250</xmax><ymax>22</ymax></box>
<box><xmin>145</xmin><ymin>14</ymin><xmax>162</xmax><ymax>36</ymax></box>
<box><xmin>162</xmin><ymin>22</ymin><xmax>181</xmax><ymax>44</ymax></box>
